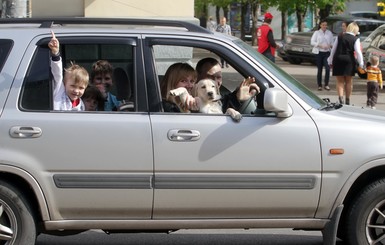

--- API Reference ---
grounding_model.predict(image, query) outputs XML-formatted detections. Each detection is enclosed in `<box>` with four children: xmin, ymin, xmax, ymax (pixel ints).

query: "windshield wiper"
<box><xmin>319</xmin><ymin>98</ymin><xmax>343</xmax><ymax>111</ymax></box>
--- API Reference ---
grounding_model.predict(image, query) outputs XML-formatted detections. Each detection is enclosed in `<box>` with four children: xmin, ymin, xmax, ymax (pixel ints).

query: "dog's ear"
<box><xmin>213</xmin><ymin>80</ymin><xmax>220</xmax><ymax>96</ymax></box>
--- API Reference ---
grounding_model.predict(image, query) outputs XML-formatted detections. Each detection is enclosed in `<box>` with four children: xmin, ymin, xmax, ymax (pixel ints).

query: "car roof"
<box><xmin>326</xmin><ymin>15</ymin><xmax>385</xmax><ymax>24</ymax></box>
<box><xmin>0</xmin><ymin>17</ymin><xmax>210</xmax><ymax>34</ymax></box>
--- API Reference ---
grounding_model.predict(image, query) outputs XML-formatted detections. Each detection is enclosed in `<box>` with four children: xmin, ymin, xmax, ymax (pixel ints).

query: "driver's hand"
<box><xmin>236</xmin><ymin>77</ymin><xmax>259</xmax><ymax>101</ymax></box>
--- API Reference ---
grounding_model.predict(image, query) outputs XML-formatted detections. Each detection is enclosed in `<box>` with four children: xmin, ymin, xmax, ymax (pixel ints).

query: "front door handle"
<box><xmin>167</xmin><ymin>129</ymin><xmax>200</xmax><ymax>141</ymax></box>
<box><xmin>9</xmin><ymin>126</ymin><xmax>42</xmax><ymax>138</ymax></box>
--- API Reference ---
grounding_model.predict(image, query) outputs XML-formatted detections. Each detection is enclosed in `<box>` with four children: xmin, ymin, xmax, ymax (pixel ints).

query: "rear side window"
<box><xmin>0</xmin><ymin>39</ymin><xmax>13</xmax><ymax>73</ymax></box>
<box><xmin>20</xmin><ymin>46</ymin><xmax>51</xmax><ymax>110</ymax></box>
<box><xmin>20</xmin><ymin>40</ymin><xmax>136</xmax><ymax>112</ymax></box>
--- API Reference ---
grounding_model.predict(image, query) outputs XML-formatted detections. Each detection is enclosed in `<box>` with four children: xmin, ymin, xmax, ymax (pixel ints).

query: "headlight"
<box><xmin>285</xmin><ymin>36</ymin><xmax>292</xmax><ymax>44</ymax></box>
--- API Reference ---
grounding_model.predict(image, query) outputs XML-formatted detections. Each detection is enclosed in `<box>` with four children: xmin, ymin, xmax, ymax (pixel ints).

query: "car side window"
<box><xmin>0</xmin><ymin>39</ymin><xmax>13</xmax><ymax>73</ymax></box>
<box><xmin>20</xmin><ymin>40</ymin><xmax>136</xmax><ymax>112</ymax></box>
<box><xmin>153</xmin><ymin>45</ymin><xmax>249</xmax><ymax>115</ymax></box>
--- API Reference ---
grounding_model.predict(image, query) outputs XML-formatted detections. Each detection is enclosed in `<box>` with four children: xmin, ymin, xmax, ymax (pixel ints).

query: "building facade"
<box><xmin>5</xmin><ymin>0</ymin><xmax>194</xmax><ymax>18</ymax></box>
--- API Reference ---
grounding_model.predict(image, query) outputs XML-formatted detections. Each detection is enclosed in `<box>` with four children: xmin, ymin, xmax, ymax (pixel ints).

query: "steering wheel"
<box><xmin>238</xmin><ymin>94</ymin><xmax>257</xmax><ymax>114</ymax></box>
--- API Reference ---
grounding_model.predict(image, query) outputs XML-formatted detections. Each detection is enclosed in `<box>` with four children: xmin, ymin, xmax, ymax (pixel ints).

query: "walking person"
<box><xmin>311</xmin><ymin>19</ymin><xmax>334</xmax><ymax>91</ymax></box>
<box><xmin>257</xmin><ymin>12</ymin><xmax>280</xmax><ymax>63</ymax></box>
<box><xmin>363</xmin><ymin>55</ymin><xmax>383</xmax><ymax>109</ymax></box>
<box><xmin>216</xmin><ymin>17</ymin><xmax>232</xmax><ymax>68</ymax></box>
<box><xmin>207</xmin><ymin>16</ymin><xmax>217</xmax><ymax>32</ymax></box>
<box><xmin>328</xmin><ymin>22</ymin><xmax>364</xmax><ymax>105</ymax></box>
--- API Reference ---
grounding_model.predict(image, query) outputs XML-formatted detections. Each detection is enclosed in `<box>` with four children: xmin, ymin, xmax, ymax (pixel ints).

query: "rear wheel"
<box><xmin>0</xmin><ymin>181</ymin><xmax>36</xmax><ymax>245</ymax></box>
<box><xmin>346</xmin><ymin>179</ymin><xmax>385</xmax><ymax>245</ymax></box>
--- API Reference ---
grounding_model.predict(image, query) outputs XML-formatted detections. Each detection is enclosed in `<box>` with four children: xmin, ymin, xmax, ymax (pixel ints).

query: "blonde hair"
<box><xmin>160</xmin><ymin>62</ymin><xmax>196</xmax><ymax>100</ymax></box>
<box><xmin>370</xmin><ymin>55</ymin><xmax>380</xmax><ymax>66</ymax></box>
<box><xmin>346</xmin><ymin>22</ymin><xmax>359</xmax><ymax>35</ymax></box>
<box><xmin>64</xmin><ymin>63</ymin><xmax>89</xmax><ymax>87</ymax></box>
<box><xmin>160</xmin><ymin>62</ymin><xmax>196</xmax><ymax>112</ymax></box>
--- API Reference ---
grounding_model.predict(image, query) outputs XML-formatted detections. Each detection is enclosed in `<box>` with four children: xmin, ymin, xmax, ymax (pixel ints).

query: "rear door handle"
<box><xmin>167</xmin><ymin>129</ymin><xmax>200</xmax><ymax>141</ymax></box>
<box><xmin>10</xmin><ymin>126</ymin><xmax>42</xmax><ymax>138</ymax></box>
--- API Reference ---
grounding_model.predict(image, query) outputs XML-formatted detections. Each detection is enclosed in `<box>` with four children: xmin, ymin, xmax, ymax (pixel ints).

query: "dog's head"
<box><xmin>192</xmin><ymin>78</ymin><xmax>221</xmax><ymax>103</ymax></box>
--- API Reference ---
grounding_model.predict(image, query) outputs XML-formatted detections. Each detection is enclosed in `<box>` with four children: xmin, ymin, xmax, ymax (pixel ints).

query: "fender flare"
<box><xmin>331</xmin><ymin>158</ymin><xmax>385</xmax><ymax>215</ymax></box>
<box><xmin>0</xmin><ymin>164</ymin><xmax>50</xmax><ymax>220</ymax></box>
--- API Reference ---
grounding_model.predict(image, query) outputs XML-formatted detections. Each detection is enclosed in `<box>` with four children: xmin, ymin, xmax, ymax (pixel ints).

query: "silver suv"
<box><xmin>1</xmin><ymin>17</ymin><xmax>385</xmax><ymax>245</ymax></box>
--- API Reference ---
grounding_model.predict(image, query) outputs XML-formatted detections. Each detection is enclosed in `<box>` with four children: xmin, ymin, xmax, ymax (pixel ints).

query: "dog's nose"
<box><xmin>208</xmin><ymin>92</ymin><xmax>213</xmax><ymax>96</ymax></box>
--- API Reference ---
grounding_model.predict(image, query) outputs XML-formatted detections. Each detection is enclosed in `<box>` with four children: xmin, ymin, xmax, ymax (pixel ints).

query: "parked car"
<box><xmin>2</xmin><ymin>17</ymin><xmax>385</xmax><ymax>245</ymax></box>
<box><xmin>349</xmin><ymin>11</ymin><xmax>380</xmax><ymax>19</ymax></box>
<box><xmin>279</xmin><ymin>15</ymin><xmax>385</xmax><ymax>65</ymax></box>
<box><xmin>362</xmin><ymin>23</ymin><xmax>385</xmax><ymax>79</ymax></box>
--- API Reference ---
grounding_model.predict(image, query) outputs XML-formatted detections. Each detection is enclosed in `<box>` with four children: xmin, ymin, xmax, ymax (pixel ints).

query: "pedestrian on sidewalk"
<box><xmin>207</xmin><ymin>16</ymin><xmax>217</xmax><ymax>32</ymax></box>
<box><xmin>362</xmin><ymin>55</ymin><xmax>383</xmax><ymax>109</ymax></box>
<box><xmin>257</xmin><ymin>12</ymin><xmax>280</xmax><ymax>63</ymax></box>
<box><xmin>216</xmin><ymin>17</ymin><xmax>231</xmax><ymax>68</ymax></box>
<box><xmin>328</xmin><ymin>22</ymin><xmax>364</xmax><ymax>105</ymax></box>
<box><xmin>310</xmin><ymin>19</ymin><xmax>334</xmax><ymax>91</ymax></box>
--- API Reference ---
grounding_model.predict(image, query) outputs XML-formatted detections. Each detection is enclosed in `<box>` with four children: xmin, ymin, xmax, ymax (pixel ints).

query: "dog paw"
<box><xmin>232</xmin><ymin>112</ymin><xmax>242</xmax><ymax>122</ymax></box>
<box><xmin>169</xmin><ymin>89</ymin><xmax>181</xmax><ymax>96</ymax></box>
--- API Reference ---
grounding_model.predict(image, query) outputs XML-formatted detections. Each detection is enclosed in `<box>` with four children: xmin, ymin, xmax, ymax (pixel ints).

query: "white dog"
<box><xmin>169</xmin><ymin>78</ymin><xmax>242</xmax><ymax>122</ymax></box>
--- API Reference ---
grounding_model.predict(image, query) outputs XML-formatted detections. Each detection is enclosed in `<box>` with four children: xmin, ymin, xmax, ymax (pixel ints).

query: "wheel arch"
<box><xmin>0</xmin><ymin>165</ymin><xmax>50</xmax><ymax>222</ymax></box>
<box><xmin>335</xmin><ymin>161</ymin><xmax>385</xmax><ymax>238</ymax></box>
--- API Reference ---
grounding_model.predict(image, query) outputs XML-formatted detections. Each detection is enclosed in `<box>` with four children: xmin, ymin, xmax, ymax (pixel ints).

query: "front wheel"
<box><xmin>346</xmin><ymin>178</ymin><xmax>385</xmax><ymax>245</ymax></box>
<box><xmin>0</xmin><ymin>181</ymin><xmax>36</xmax><ymax>245</ymax></box>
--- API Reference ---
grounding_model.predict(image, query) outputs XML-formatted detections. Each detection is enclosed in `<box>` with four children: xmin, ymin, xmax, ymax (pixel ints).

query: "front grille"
<box><xmin>290</xmin><ymin>36</ymin><xmax>310</xmax><ymax>45</ymax></box>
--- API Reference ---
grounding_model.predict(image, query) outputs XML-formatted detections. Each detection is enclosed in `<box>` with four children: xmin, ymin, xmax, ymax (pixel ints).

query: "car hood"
<box><xmin>336</xmin><ymin>105</ymin><xmax>385</xmax><ymax>121</ymax></box>
<box><xmin>288</xmin><ymin>31</ymin><xmax>313</xmax><ymax>37</ymax></box>
<box><xmin>310</xmin><ymin>105</ymin><xmax>385</xmax><ymax>127</ymax></box>
<box><xmin>309</xmin><ymin>105</ymin><xmax>385</xmax><ymax>158</ymax></box>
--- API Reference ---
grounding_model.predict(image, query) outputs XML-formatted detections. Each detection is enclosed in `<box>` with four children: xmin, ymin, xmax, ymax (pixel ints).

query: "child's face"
<box><xmin>93</xmin><ymin>73</ymin><xmax>112</xmax><ymax>98</ymax></box>
<box><xmin>64</xmin><ymin>78</ymin><xmax>86</xmax><ymax>102</ymax></box>
<box><xmin>83</xmin><ymin>97</ymin><xmax>98</xmax><ymax>111</ymax></box>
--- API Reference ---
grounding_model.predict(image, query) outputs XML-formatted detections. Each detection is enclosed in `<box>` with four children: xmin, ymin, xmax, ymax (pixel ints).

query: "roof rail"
<box><xmin>0</xmin><ymin>17</ymin><xmax>211</xmax><ymax>34</ymax></box>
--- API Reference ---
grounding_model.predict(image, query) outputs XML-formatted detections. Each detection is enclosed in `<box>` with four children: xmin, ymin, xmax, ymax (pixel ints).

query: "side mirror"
<box><xmin>264</xmin><ymin>88</ymin><xmax>292</xmax><ymax>118</ymax></box>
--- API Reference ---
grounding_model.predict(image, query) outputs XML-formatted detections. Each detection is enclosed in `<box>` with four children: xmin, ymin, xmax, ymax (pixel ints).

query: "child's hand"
<box><xmin>48</xmin><ymin>30</ymin><xmax>60</xmax><ymax>55</ymax></box>
<box><xmin>357</xmin><ymin>66</ymin><xmax>366</xmax><ymax>75</ymax></box>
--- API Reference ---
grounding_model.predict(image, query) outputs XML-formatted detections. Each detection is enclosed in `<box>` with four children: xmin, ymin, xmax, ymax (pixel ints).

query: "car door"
<box><xmin>0</xmin><ymin>34</ymin><xmax>153</xmax><ymax>220</ymax></box>
<box><xmin>145</xmin><ymin>38</ymin><xmax>322</xmax><ymax>219</ymax></box>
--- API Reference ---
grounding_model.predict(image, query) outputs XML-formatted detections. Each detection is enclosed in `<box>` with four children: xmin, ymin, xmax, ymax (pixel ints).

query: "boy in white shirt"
<box><xmin>48</xmin><ymin>31</ymin><xmax>89</xmax><ymax>111</ymax></box>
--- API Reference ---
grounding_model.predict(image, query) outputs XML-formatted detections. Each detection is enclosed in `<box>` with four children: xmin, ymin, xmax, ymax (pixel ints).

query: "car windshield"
<box><xmin>234</xmin><ymin>40</ymin><xmax>327</xmax><ymax>109</ymax></box>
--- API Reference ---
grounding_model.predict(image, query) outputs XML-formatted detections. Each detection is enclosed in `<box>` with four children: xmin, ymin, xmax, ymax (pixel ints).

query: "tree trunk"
<box><xmin>295</xmin><ymin>6</ymin><xmax>307</xmax><ymax>32</ymax></box>
<box><xmin>224</xmin><ymin>7</ymin><xmax>229</xmax><ymax>20</ymax></box>
<box><xmin>281</xmin><ymin>11</ymin><xmax>287</xmax><ymax>40</ymax></box>
<box><xmin>319</xmin><ymin>4</ymin><xmax>332</xmax><ymax>21</ymax></box>
<box><xmin>251</xmin><ymin>2</ymin><xmax>258</xmax><ymax>46</ymax></box>
<box><xmin>216</xmin><ymin>7</ymin><xmax>220</xmax><ymax>24</ymax></box>
<box><xmin>241</xmin><ymin>3</ymin><xmax>247</xmax><ymax>40</ymax></box>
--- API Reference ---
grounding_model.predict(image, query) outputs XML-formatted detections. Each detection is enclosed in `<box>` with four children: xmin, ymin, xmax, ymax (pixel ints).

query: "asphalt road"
<box><xmin>37</xmin><ymin>229</ymin><xmax>335</xmax><ymax>245</ymax></box>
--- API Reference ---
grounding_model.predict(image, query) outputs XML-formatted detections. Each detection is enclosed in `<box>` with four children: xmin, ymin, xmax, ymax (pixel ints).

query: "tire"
<box><xmin>0</xmin><ymin>181</ymin><xmax>36</xmax><ymax>245</ymax></box>
<box><xmin>288</xmin><ymin>57</ymin><xmax>302</xmax><ymax>64</ymax></box>
<box><xmin>346</xmin><ymin>178</ymin><xmax>385</xmax><ymax>245</ymax></box>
